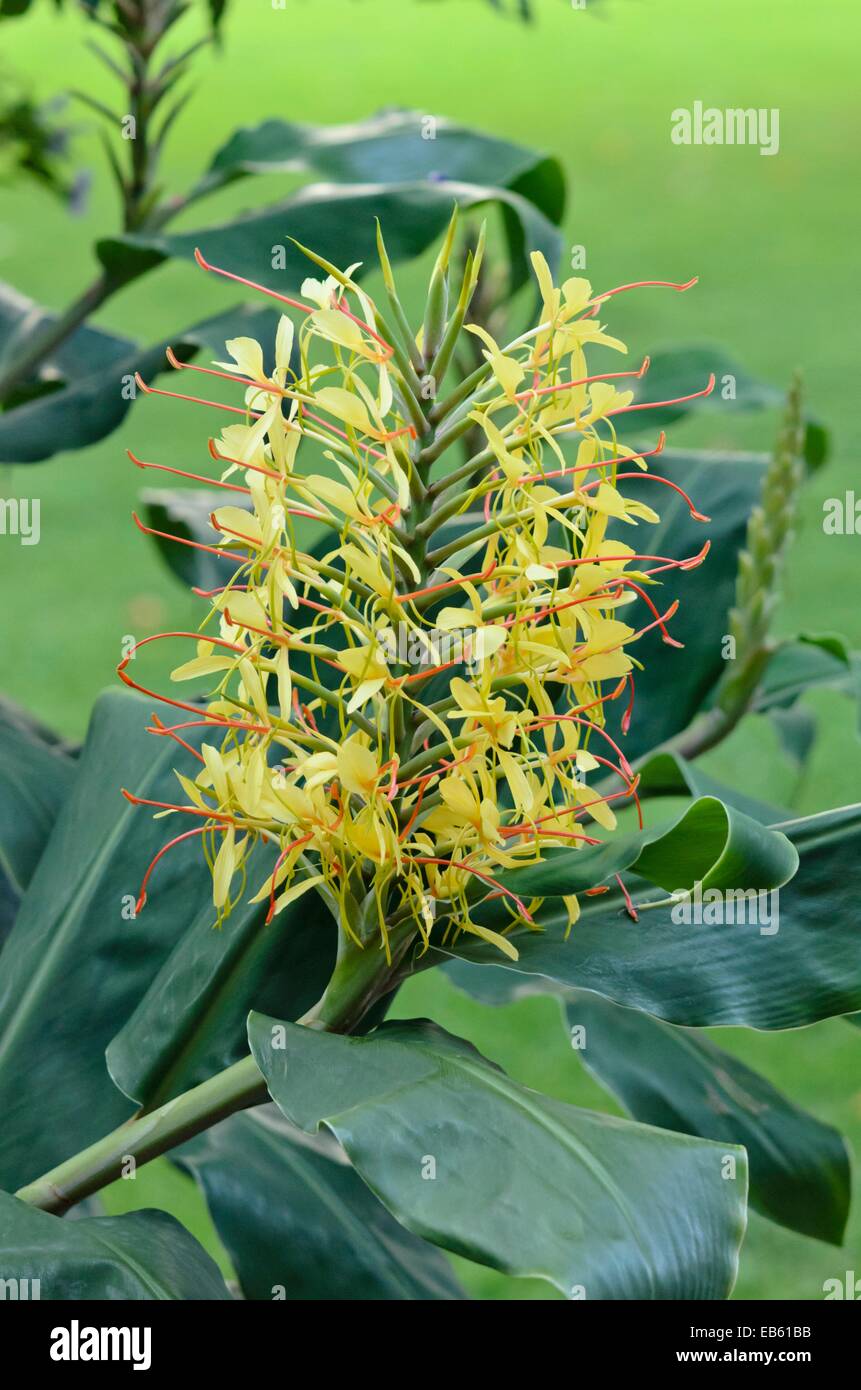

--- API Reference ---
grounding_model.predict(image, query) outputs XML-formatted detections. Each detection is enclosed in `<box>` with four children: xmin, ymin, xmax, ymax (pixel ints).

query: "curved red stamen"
<box><xmin>117</xmin><ymin>655</ymin><xmax>267</xmax><ymax>730</ymax></box>
<box><xmin>609</xmin><ymin>577</ymin><xmax>685</xmax><ymax>648</ymax></box>
<box><xmin>121</xmin><ymin>788</ymin><xmax>239</xmax><ymax>825</ymax></box>
<box><xmin>615</xmin><ymin>872</ymin><xmax>639</xmax><ymax>922</ymax></box>
<box><xmin>396</xmin><ymin>561</ymin><xmax>497</xmax><ymax>604</ymax></box>
<box><xmin>148</xmin><ymin>712</ymin><xmax>205</xmax><ymax>763</ymax></box>
<box><xmin>135</xmin><ymin>826</ymin><xmax>209</xmax><ymax>912</ymax></box>
<box><xmin>512</xmin><ymin>356</ymin><xmax>651</xmax><ymax>406</ymax></box>
<box><xmin>526</xmin><ymin>713</ymin><xmax>634</xmax><ymax>779</ymax></box>
<box><xmin>607</xmin><ymin>374</ymin><xmax>715</xmax><ymax>417</ymax></box>
<box><xmin>194</xmin><ymin>247</ymin><xmax>313</xmax><ymax>315</ymax></box>
<box><xmin>518</xmin><ymin>432</ymin><xmax>666</xmax><ymax>488</ymax></box>
<box><xmin>588</xmin><ymin>276</ymin><xmax>698</xmax><ymax>308</ymax></box>
<box><xmin>129</xmin><ymin>449</ymin><xmax>252</xmax><ymax>495</ymax></box>
<box><xmin>579</xmin><ymin>470</ymin><xmax>709</xmax><ymax>522</ymax></box>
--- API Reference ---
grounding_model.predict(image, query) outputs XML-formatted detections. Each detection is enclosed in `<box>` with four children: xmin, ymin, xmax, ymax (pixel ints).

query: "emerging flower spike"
<box><xmin>121</xmin><ymin>214</ymin><xmax>712</xmax><ymax>962</ymax></box>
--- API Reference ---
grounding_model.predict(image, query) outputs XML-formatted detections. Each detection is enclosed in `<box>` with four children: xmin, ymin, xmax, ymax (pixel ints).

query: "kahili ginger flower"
<box><xmin>120</xmin><ymin>212</ymin><xmax>713</xmax><ymax>965</ymax></box>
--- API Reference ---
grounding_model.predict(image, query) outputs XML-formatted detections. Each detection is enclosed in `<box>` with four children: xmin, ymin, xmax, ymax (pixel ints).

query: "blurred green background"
<box><xmin>0</xmin><ymin>0</ymin><xmax>858</xmax><ymax>1298</ymax></box>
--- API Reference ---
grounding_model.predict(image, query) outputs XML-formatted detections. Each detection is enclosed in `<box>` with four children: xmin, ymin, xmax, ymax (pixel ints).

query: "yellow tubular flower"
<box><xmin>121</xmin><ymin>225</ymin><xmax>714</xmax><ymax>963</ymax></box>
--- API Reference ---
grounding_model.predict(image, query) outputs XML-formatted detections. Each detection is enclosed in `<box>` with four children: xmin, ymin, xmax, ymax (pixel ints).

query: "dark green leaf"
<box><xmin>603</xmin><ymin>449</ymin><xmax>765</xmax><ymax>758</ymax></box>
<box><xmin>635</xmin><ymin>749</ymin><xmax>788</xmax><ymax>823</ymax></box>
<box><xmin>567</xmin><ymin>992</ymin><xmax>850</xmax><ymax>1245</ymax></box>
<box><xmin>0</xmin><ymin>291</ymin><xmax>282</xmax><ymax>465</ymax></box>
<box><xmin>196</xmin><ymin>110</ymin><xmax>564</xmax><ymax>219</ymax></box>
<box><xmin>0</xmin><ymin>690</ymin><xmax>212</xmax><ymax>1190</ymax></box>
<box><xmin>98</xmin><ymin>178</ymin><xmax>562</xmax><ymax>300</ymax></box>
<box><xmin>249</xmin><ymin>1014</ymin><xmax>747</xmax><ymax>1300</ymax></box>
<box><xmin>107</xmin><ymin>860</ymin><xmax>337</xmax><ymax>1109</ymax></box>
<box><xmin>177</xmin><ymin>1108</ymin><xmax>467</xmax><ymax>1300</ymax></box>
<box><xmin>0</xmin><ymin>1191</ymin><xmax>230</xmax><ymax>1300</ymax></box>
<box><xmin>439</xmin><ymin>803</ymin><xmax>861</xmax><ymax>1030</ymax></box>
<box><xmin>0</xmin><ymin>699</ymin><xmax>76</xmax><ymax>940</ymax></box>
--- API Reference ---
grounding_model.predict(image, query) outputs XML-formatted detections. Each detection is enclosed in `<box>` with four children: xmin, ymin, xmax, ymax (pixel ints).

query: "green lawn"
<box><xmin>2</xmin><ymin>0</ymin><xmax>859</xmax><ymax>1298</ymax></box>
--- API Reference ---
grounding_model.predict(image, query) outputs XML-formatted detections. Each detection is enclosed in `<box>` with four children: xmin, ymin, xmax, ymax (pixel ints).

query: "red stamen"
<box><xmin>512</xmin><ymin>356</ymin><xmax>651</xmax><ymax>405</ymax></box>
<box><xmin>134</xmin><ymin>826</ymin><xmax>209</xmax><ymax>913</ymax></box>
<box><xmin>147</xmin><ymin>712</ymin><xmax>205</xmax><ymax>763</ymax></box>
<box><xmin>607</xmin><ymin>374</ymin><xmax>715</xmax><ymax>417</ymax></box>
<box><xmin>579</xmin><ymin>469</ymin><xmax>709</xmax><ymax>522</ymax></box>
<box><xmin>396</xmin><ymin>561</ymin><xmax>497</xmax><ymax>604</ymax></box>
<box><xmin>588</xmin><ymin>276</ymin><xmax>698</xmax><ymax>308</ymax></box>
<box><xmin>128</xmin><ymin>449</ymin><xmax>252</xmax><ymax>495</ymax></box>
<box><xmin>194</xmin><ymin>247</ymin><xmax>313</xmax><ymax>315</ymax></box>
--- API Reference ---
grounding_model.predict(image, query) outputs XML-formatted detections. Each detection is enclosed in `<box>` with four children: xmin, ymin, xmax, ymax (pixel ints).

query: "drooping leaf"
<box><xmin>0</xmin><ymin>690</ymin><xmax>212</xmax><ymax>1191</ymax></box>
<box><xmin>194</xmin><ymin>110</ymin><xmax>564</xmax><ymax>224</ymax></box>
<box><xmin>0</xmin><ymin>1191</ymin><xmax>230</xmax><ymax>1300</ymax></box>
<box><xmin>565</xmin><ymin>991</ymin><xmax>851</xmax><ymax>1245</ymax></box>
<box><xmin>176</xmin><ymin>1107</ymin><xmax>467</xmax><ymax>1300</ymax></box>
<box><xmin>249</xmin><ymin>1014</ymin><xmax>747</xmax><ymax>1300</ymax></box>
<box><xmin>0</xmin><ymin>294</ymin><xmax>282</xmax><ymax>465</ymax></box>
<box><xmin>97</xmin><ymin>178</ymin><xmax>562</xmax><ymax>300</ymax></box>
<box><xmin>439</xmin><ymin>803</ymin><xmax>861</xmax><ymax>1030</ymax></box>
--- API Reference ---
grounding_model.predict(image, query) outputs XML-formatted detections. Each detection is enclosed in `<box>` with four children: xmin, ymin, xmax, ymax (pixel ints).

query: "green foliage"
<box><xmin>249</xmin><ymin>1014</ymin><xmax>748</xmax><ymax>1299</ymax></box>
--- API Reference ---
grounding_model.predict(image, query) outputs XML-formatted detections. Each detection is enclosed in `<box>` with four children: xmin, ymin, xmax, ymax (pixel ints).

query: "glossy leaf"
<box><xmin>566</xmin><ymin>991</ymin><xmax>850</xmax><ymax>1245</ymax></box>
<box><xmin>249</xmin><ymin>1014</ymin><xmax>747</xmax><ymax>1300</ymax></box>
<box><xmin>0</xmin><ymin>690</ymin><xmax>212</xmax><ymax>1191</ymax></box>
<box><xmin>177</xmin><ymin>1108</ymin><xmax>467</xmax><ymax>1300</ymax></box>
<box><xmin>98</xmin><ymin>178</ymin><xmax>562</xmax><ymax>300</ymax></box>
<box><xmin>0</xmin><ymin>296</ymin><xmax>283</xmax><ymax>465</ymax></box>
<box><xmin>439</xmin><ymin>803</ymin><xmax>861</xmax><ymax>1030</ymax></box>
<box><xmin>107</xmin><ymin>857</ymin><xmax>337</xmax><ymax>1109</ymax></box>
<box><xmin>195</xmin><ymin>110</ymin><xmax>564</xmax><ymax>222</ymax></box>
<box><xmin>635</xmin><ymin>749</ymin><xmax>787</xmax><ymax>823</ymax></box>
<box><xmin>0</xmin><ymin>1191</ymin><xmax>230</xmax><ymax>1300</ymax></box>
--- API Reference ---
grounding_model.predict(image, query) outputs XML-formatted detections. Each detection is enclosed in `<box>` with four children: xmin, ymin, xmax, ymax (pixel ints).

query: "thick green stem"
<box><xmin>14</xmin><ymin>918</ymin><xmax>414</xmax><ymax>1216</ymax></box>
<box><xmin>15</xmin><ymin>1055</ymin><xmax>266</xmax><ymax>1215</ymax></box>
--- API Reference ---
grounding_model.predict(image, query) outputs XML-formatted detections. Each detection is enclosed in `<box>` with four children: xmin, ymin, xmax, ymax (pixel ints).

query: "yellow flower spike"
<box><xmin>125</xmin><ymin>225</ymin><xmax>709</xmax><ymax>960</ymax></box>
